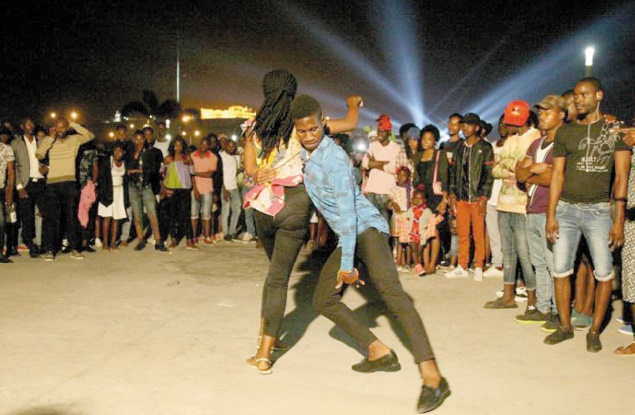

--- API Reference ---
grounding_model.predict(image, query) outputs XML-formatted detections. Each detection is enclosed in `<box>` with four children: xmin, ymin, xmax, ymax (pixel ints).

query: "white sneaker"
<box><xmin>147</xmin><ymin>235</ymin><xmax>156</xmax><ymax>245</ymax></box>
<box><xmin>94</xmin><ymin>238</ymin><xmax>103</xmax><ymax>248</ymax></box>
<box><xmin>474</xmin><ymin>267</ymin><xmax>483</xmax><ymax>282</ymax></box>
<box><xmin>241</xmin><ymin>232</ymin><xmax>253</xmax><ymax>243</ymax></box>
<box><xmin>483</xmin><ymin>266</ymin><xmax>504</xmax><ymax>278</ymax></box>
<box><xmin>445</xmin><ymin>266</ymin><xmax>469</xmax><ymax>278</ymax></box>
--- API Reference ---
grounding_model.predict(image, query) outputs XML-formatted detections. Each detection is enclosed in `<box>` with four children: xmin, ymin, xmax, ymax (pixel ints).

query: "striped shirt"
<box><xmin>36</xmin><ymin>122</ymin><xmax>95</xmax><ymax>184</ymax></box>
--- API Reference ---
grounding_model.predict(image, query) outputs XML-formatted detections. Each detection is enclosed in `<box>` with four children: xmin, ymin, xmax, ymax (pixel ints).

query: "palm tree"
<box><xmin>120</xmin><ymin>90</ymin><xmax>182</xmax><ymax>120</ymax></box>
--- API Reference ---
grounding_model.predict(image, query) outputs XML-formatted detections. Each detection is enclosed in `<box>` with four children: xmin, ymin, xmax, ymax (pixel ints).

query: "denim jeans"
<box><xmin>221</xmin><ymin>187</ymin><xmax>242</xmax><ymax>236</ymax></box>
<box><xmin>241</xmin><ymin>185</ymin><xmax>256</xmax><ymax>236</ymax></box>
<box><xmin>553</xmin><ymin>201</ymin><xmax>614</xmax><ymax>281</ymax></box>
<box><xmin>526</xmin><ymin>213</ymin><xmax>555</xmax><ymax>313</ymax></box>
<box><xmin>129</xmin><ymin>183</ymin><xmax>157</xmax><ymax>220</ymax></box>
<box><xmin>498</xmin><ymin>211</ymin><xmax>535</xmax><ymax>289</ymax></box>
<box><xmin>191</xmin><ymin>191</ymin><xmax>212</xmax><ymax>220</ymax></box>
<box><xmin>313</xmin><ymin>228</ymin><xmax>435</xmax><ymax>363</ymax></box>
<box><xmin>254</xmin><ymin>184</ymin><xmax>311</xmax><ymax>337</ymax></box>
<box><xmin>365</xmin><ymin>193</ymin><xmax>390</xmax><ymax>225</ymax></box>
<box><xmin>486</xmin><ymin>204</ymin><xmax>503</xmax><ymax>267</ymax></box>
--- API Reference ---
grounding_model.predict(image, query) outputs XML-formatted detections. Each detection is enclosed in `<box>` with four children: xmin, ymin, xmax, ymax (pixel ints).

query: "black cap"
<box><xmin>462</xmin><ymin>113</ymin><xmax>481</xmax><ymax>125</ymax></box>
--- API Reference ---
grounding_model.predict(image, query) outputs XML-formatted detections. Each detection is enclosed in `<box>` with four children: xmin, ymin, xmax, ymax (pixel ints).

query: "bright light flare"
<box><xmin>585</xmin><ymin>46</ymin><xmax>595</xmax><ymax>66</ymax></box>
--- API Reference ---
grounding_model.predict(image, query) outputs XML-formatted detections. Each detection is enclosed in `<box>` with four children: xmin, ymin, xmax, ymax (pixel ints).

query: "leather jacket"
<box><xmin>448</xmin><ymin>139</ymin><xmax>494</xmax><ymax>202</ymax></box>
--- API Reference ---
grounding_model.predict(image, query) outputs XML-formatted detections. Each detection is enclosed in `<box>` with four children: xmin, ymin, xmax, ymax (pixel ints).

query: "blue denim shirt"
<box><xmin>302</xmin><ymin>137</ymin><xmax>389</xmax><ymax>271</ymax></box>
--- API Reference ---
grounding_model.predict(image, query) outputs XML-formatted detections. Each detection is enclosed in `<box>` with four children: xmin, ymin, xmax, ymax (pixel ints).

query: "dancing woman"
<box><xmin>243</xmin><ymin>69</ymin><xmax>362</xmax><ymax>374</ymax></box>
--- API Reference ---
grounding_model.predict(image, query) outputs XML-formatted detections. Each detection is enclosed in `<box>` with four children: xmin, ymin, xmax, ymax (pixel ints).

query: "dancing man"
<box><xmin>292</xmin><ymin>94</ymin><xmax>450</xmax><ymax>413</ymax></box>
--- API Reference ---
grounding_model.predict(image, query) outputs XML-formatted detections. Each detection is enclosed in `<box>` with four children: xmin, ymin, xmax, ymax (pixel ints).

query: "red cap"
<box><xmin>376</xmin><ymin>114</ymin><xmax>392</xmax><ymax>131</ymax></box>
<box><xmin>503</xmin><ymin>100</ymin><xmax>530</xmax><ymax>126</ymax></box>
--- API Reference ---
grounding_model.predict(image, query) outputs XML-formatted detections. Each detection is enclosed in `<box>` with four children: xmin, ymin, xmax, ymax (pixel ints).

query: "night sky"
<box><xmin>2</xmin><ymin>0</ymin><xmax>634</xmax><ymax>133</ymax></box>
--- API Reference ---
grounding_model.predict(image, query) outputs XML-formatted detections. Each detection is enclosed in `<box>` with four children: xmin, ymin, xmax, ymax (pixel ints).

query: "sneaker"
<box><xmin>473</xmin><ymin>267</ymin><xmax>483</xmax><ymax>282</ymax></box>
<box><xmin>224</xmin><ymin>234</ymin><xmax>234</xmax><ymax>242</ymax></box>
<box><xmin>241</xmin><ymin>232</ymin><xmax>254</xmax><ymax>243</ymax></box>
<box><xmin>573</xmin><ymin>313</ymin><xmax>592</xmax><ymax>330</ymax></box>
<box><xmin>42</xmin><ymin>251</ymin><xmax>55</xmax><ymax>261</ymax></box>
<box><xmin>544</xmin><ymin>327</ymin><xmax>574</xmax><ymax>345</ymax></box>
<box><xmin>483</xmin><ymin>266</ymin><xmax>504</xmax><ymax>278</ymax></box>
<box><xmin>618</xmin><ymin>324</ymin><xmax>634</xmax><ymax>335</ymax></box>
<box><xmin>445</xmin><ymin>266</ymin><xmax>469</xmax><ymax>278</ymax></box>
<box><xmin>586</xmin><ymin>330</ymin><xmax>602</xmax><ymax>353</ymax></box>
<box><xmin>437</xmin><ymin>260</ymin><xmax>451</xmax><ymax>269</ymax></box>
<box><xmin>417</xmin><ymin>377</ymin><xmax>451</xmax><ymax>413</ymax></box>
<box><xmin>515</xmin><ymin>306</ymin><xmax>548</xmax><ymax>324</ymax></box>
<box><xmin>70</xmin><ymin>250</ymin><xmax>84</xmax><ymax>260</ymax></box>
<box><xmin>155</xmin><ymin>243</ymin><xmax>169</xmax><ymax>252</ymax></box>
<box><xmin>616</xmin><ymin>317</ymin><xmax>632</xmax><ymax>325</ymax></box>
<box><xmin>93</xmin><ymin>238</ymin><xmax>103</xmax><ymax>248</ymax></box>
<box><xmin>540</xmin><ymin>312</ymin><xmax>560</xmax><ymax>332</ymax></box>
<box><xmin>147</xmin><ymin>235</ymin><xmax>157</xmax><ymax>246</ymax></box>
<box><xmin>494</xmin><ymin>289</ymin><xmax>528</xmax><ymax>303</ymax></box>
<box><xmin>134</xmin><ymin>240</ymin><xmax>147</xmax><ymax>251</ymax></box>
<box><xmin>414</xmin><ymin>264</ymin><xmax>426</xmax><ymax>277</ymax></box>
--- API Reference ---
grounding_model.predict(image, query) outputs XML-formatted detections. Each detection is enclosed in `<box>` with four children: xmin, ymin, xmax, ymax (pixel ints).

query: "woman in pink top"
<box><xmin>191</xmin><ymin>136</ymin><xmax>218</xmax><ymax>244</ymax></box>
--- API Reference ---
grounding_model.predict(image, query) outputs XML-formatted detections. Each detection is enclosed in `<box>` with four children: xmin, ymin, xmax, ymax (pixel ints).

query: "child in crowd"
<box><xmin>388</xmin><ymin>166</ymin><xmax>412</xmax><ymax>271</ymax></box>
<box><xmin>407</xmin><ymin>188</ymin><xmax>433</xmax><ymax>276</ymax></box>
<box><xmin>96</xmin><ymin>142</ymin><xmax>128</xmax><ymax>251</ymax></box>
<box><xmin>448</xmin><ymin>214</ymin><xmax>458</xmax><ymax>269</ymax></box>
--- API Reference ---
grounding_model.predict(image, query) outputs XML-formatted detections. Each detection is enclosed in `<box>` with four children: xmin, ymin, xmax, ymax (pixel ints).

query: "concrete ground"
<box><xmin>1</xmin><ymin>242</ymin><xmax>633</xmax><ymax>415</ymax></box>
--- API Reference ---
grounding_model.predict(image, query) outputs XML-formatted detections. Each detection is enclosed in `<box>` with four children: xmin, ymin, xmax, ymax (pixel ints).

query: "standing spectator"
<box><xmin>445</xmin><ymin>113</ymin><xmax>494</xmax><ymax>279</ymax></box>
<box><xmin>36</xmin><ymin>118</ymin><xmax>95</xmax><ymax>260</ymax></box>
<box><xmin>220</xmin><ymin>140</ymin><xmax>242</xmax><ymax>241</ymax></box>
<box><xmin>161</xmin><ymin>136</ymin><xmax>197</xmax><ymax>249</ymax></box>
<box><xmin>545</xmin><ymin>77</ymin><xmax>630</xmax><ymax>352</ymax></box>
<box><xmin>0</xmin><ymin>128</ymin><xmax>16</xmax><ymax>263</ymax></box>
<box><xmin>515</xmin><ymin>95</ymin><xmax>566</xmax><ymax>324</ymax></box>
<box><xmin>191</xmin><ymin>135</ymin><xmax>218</xmax><ymax>244</ymax></box>
<box><xmin>96</xmin><ymin>142</ymin><xmax>128</xmax><ymax>251</ymax></box>
<box><xmin>153</xmin><ymin>122</ymin><xmax>170</xmax><ymax>158</ymax></box>
<box><xmin>362</xmin><ymin>114</ymin><xmax>406</xmax><ymax>223</ymax></box>
<box><xmin>485</xmin><ymin>100</ymin><xmax>540</xmax><ymax>307</ymax></box>
<box><xmin>11</xmin><ymin>117</ymin><xmax>46</xmax><ymax>258</ymax></box>
<box><xmin>414</xmin><ymin>124</ymin><xmax>449</xmax><ymax>273</ymax></box>
<box><xmin>127</xmin><ymin>130</ymin><xmax>168</xmax><ymax>252</ymax></box>
<box><xmin>482</xmin><ymin>116</ymin><xmax>509</xmax><ymax>277</ymax></box>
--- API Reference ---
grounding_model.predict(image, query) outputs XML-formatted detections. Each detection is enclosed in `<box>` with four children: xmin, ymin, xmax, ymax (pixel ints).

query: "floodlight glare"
<box><xmin>585</xmin><ymin>46</ymin><xmax>595</xmax><ymax>67</ymax></box>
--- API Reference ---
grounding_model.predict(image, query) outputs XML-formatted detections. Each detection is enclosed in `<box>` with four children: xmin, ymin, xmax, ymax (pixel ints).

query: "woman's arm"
<box><xmin>325</xmin><ymin>96</ymin><xmax>363</xmax><ymax>134</ymax></box>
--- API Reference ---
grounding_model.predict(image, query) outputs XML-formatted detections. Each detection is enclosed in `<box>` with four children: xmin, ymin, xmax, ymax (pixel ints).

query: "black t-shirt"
<box><xmin>553</xmin><ymin>120</ymin><xmax>631</xmax><ymax>204</ymax></box>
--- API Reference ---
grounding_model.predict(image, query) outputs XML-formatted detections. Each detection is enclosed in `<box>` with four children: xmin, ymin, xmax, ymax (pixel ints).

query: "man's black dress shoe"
<box><xmin>351</xmin><ymin>350</ymin><xmax>401</xmax><ymax>373</ymax></box>
<box><xmin>417</xmin><ymin>377</ymin><xmax>451</xmax><ymax>413</ymax></box>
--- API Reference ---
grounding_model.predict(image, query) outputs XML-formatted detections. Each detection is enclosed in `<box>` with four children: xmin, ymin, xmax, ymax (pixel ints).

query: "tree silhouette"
<box><xmin>121</xmin><ymin>90</ymin><xmax>182</xmax><ymax>120</ymax></box>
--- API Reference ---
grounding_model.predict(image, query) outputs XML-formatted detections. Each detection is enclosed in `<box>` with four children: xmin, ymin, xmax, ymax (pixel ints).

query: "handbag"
<box><xmin>432</xmin><ymin>150</ymin><xmax>443</xmax><ymax>196</ymax></box>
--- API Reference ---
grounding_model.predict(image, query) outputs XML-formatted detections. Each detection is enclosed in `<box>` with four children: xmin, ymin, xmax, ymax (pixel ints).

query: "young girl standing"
<box><xmin>96</xmin><ymin>142</ymin><xmax>128</xmax><ymax>251</ymax></box>
<box><xmin>388</xmin><ymin>166</ymin><xmax>412</xmax><ymax>271</ymax></box>
<box><xmin>407</xmin><ymin>188</ymin><xmax>433</xmax><ymax>276</ymax></box>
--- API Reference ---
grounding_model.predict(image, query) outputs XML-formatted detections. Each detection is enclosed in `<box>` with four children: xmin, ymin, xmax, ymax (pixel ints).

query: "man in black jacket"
<box><xmin>446</xmin><ymin>113</ymin><xmax>494</xmax><ymax>278</ymax></box>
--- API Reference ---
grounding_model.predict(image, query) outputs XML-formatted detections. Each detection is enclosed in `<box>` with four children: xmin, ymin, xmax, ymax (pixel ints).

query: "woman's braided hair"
<box><xmin>254</xmin><ymin>69</ymin><xmax>298</xmax><ymax>158</ymax></box>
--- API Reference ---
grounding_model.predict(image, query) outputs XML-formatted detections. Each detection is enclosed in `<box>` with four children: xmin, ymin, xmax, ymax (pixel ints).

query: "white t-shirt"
<box><xmin>153</xmin><ymin>139</ymin><xmax>170</xmax><ymax>159</ymax></box>
<box><xmin>220</xmin><ymin>151</ymin><xmax>240</xmax><ymax>190</ymax></box>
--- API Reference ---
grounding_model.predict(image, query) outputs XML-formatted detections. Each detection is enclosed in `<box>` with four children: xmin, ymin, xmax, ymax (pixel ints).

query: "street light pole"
<box><xmin>585</xmin><ymin>46</ymin><xmax>595</xmax><ymax>77</ymax></box>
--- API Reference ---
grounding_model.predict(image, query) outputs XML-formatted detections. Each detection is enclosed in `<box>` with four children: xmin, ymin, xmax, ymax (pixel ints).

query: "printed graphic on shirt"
<box><xmin>577</xmin><ymin>122</ymin><xmax>622</xmax><ymax>173</ymax></box>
